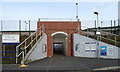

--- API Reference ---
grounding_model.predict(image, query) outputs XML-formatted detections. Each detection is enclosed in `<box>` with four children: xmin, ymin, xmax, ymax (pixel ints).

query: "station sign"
<box><xmin>2</xmin><ymin>34</ymin><xmax>20</xmax><ymax>44</ymax></box>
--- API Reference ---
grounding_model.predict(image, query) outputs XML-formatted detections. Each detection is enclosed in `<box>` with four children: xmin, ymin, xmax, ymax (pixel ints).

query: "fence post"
<box><xmin>29</xmin><ymin>20</ymin><xmax>30</xmax><ymax>36</ymax></box>
<box><xmin>19</xmin><ymin>20</ymin><xmax>21</xmax><ymax>42</ymax></box>
<box><xmin>118</xmin><ymin>19</ymin><xmax>120</xmax><ymax>35</ymax></box>
<box><xmin>114</xmin><ymin>20</ymin><xmax>116</xmax><ymax>34</ymax></box>
<box><xmin>3</xmin><ymin>45</ymin><xmax>5</xmax><ymax>57</ymax></box>
<box><xmin>16</xmin><ymin>46</ymin><xmax>18</xmax><ymax>64</ymax></box>
<box><xmin>111</xmin><ymin>20</ymin><xmax>113</xmax><ymax>33</ymax></box>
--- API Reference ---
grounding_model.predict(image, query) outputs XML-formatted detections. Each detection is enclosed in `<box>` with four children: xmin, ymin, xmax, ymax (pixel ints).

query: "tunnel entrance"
<box><xmin>52</xmin><ymin>32</ymin><xmax>68</xmax><ymax>56</ymax></box>
<box><xmin>53</xmin><ymin>43</ymin><xmax>63</xmax><ymax>54</ymax></box>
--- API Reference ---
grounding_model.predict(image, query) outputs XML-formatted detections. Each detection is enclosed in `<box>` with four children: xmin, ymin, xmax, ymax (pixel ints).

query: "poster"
<box><xmin>107</xmin><ymin>47</ymin><xmax>114</xmax><ymax>56</ymax></box>
<box><xmin>100</xmin><ymin>46</ymin><xmax>107</xmax><ymax>56</ymax></box>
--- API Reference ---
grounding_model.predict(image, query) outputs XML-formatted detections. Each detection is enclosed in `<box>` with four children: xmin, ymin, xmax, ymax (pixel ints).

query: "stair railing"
<box><xmin>77</xmin><ymin>25</ymin><xmax>120</xmax><ymax>47</ymax></box>
<box><xmin>16</xmin><ymin>24</ymin><xmax>45</xmax><ymax>64</ymax></box>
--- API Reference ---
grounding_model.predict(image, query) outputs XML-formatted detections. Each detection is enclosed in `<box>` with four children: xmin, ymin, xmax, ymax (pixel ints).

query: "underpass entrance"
<box><xmin>53</xmin><ymin>43</ymin><xmax>63</xmax><ymax>54</ymax></box>
<box><xmin>52</xmin><ymin>32</ymin><xmax>68</xmax><ymax>56</ymax></box>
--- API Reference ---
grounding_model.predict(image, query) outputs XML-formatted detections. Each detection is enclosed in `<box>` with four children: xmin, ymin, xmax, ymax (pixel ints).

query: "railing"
<box><xmin>77</xmin><ymin>25</ymin><xmax>120</xmax><ymax>47</ymax></box>
<box><xmin>16</xmin><ymin>24</ymin><xmax>45</xmax><ymax>64</ymax></box>
<box><xmin>38</xmin><ymin>18</ymin><xmax>78</xmax><ymax>22</ymax></box>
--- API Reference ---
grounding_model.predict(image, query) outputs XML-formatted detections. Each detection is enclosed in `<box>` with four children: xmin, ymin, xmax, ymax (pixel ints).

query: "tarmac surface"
<box><xmin>2</xmin><ymin>54</ymin><xmax>120</xmax><ymax>72</ymax></box>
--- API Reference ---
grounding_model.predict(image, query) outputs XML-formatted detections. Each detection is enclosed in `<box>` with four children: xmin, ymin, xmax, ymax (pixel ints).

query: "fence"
<box><xmin>0</xmin><ymin>20</ymin><xmax>37</xmax><ymax>31</ymax></box>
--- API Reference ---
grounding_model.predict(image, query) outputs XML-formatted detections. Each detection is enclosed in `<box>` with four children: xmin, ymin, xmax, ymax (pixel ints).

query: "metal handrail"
<box><xmin>77</xmin><ymin>25</ymin><xmax>120</xmax><ymax>47</ymax></box>
<box><xmin>100</xmin><ymin>36</ymin><xmax>120</xmax><ymax>44</ymax></box>
<box><xmin>16</xmin><ymin>24</ymin><xmax>45</xmax><ymax>64</ymax></box>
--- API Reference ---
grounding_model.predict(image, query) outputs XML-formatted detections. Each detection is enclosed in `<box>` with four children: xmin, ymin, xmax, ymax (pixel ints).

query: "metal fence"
<box><xmin>81</xmin><ymin>19</ymin><xmax>119</xmax><ymax>29</ymax></box>
<box><xmin>0</xmin><ymin>19</ymin><xmax>119</xmax><ymax>32</ymax></box>
<box><xmin>81</xmin><ymin>19</ymin><xmax>120</xmax><ymax>35</ymax></box>
<box><xmin>0</xmin><ymin>20</ymin><xmax>37</xmax><ymax>31</ymax></box>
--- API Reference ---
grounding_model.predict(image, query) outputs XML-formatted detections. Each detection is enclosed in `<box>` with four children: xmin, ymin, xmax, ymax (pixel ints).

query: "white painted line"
<box><xmin>78</xmin><ymin>62</ymin><xmax>91</xmax><ymax>72</ymax></box>
<box><xmin>93</xmin><ymin>66</ymin><xmax>120</xmax><ymax>71</ymax></box>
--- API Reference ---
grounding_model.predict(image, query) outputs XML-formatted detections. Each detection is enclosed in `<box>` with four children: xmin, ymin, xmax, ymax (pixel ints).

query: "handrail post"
<box><xmin>21</xmin><ymin>50</ymin><xmax>25</xmax><ymax>65</ymax></box>
<box><xmin>25</xmin><ymin>41</ymin><xmax>27</xmax><ymax>55</ymax></box>
<box><xmin>19</xmin><ymin>47</ymin><xmax>28</xmax><ymax>67</ymax></box>
<box><xmin>21</xmin><ymin>47</ymin><xmax>25</xmax><ymax>65</ymax></box>
<box><xmin>31</xmin><ymin>36</ymin><xmax>33</xmax><ymax>48</ymax></box>
<box><xmin>36</xmin><ymin>32</ymin><xmax>37</xmax><ymax>42</ymax></box>
<box><xmin>115</xmin><ymin>35</ymin><xmax>116</xmax><ymax>46</ymax></box>
<box><xmin>41</xmin><ymin>27</ymin><xmax>42</xmax><ymax>36</ymax></box>
<box><xmin>42</xmin><ymin>24</ymin><xmax>45</xmax><ymax>34</ymax></box>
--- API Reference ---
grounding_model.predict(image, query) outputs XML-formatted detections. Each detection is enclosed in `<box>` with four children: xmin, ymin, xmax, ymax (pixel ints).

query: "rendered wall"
<box><xmin>27</xmin><ymin>33</ymin><xmax>47</xmax><ymax>62</ymax></box>
<box><xmin>73</xmin><ymin>33</ymin><xmax>120</xmax><ymax>59</ymax></box>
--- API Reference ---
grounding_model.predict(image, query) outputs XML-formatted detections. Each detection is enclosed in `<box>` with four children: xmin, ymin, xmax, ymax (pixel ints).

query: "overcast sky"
<box><xmin>0</xmin><ymin>0</ymin><xmax>119</xmax><ymax>31</ymax></box>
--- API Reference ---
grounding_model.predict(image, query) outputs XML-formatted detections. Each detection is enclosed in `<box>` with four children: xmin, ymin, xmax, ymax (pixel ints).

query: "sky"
<box><xmin>0</xmin><ymin>0</ymin><xmax>119</xmax><ymax>31</ymax></box>
<box><xmin>1</xmin><ymin>2</ymin><xmax>118</xmax><ymax>20</ymax></box>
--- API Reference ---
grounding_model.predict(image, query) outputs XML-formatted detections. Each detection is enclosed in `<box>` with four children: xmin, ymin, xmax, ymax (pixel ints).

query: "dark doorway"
<box><xmin>53</xmin><ymin>43</ymin><xmax>63</xmax><ymax>54</ymax></box>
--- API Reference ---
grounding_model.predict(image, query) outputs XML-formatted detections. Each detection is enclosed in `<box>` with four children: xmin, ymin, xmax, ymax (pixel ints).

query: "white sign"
<box><xmin>2</xmin><ymin>34</ymin><xmax>20</xmax><ymax>43</ymax></box>
<box><xmin>96</xmin><ymin>32</ymin><xmax>101</xmax><ymax>35</ymax></box>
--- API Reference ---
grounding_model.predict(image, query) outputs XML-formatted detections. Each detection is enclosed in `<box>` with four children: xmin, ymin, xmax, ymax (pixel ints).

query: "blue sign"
<box><xmin>100</xmin><ymin>46</ymin><xmax>107</xmax><ymax>56</ymax></box>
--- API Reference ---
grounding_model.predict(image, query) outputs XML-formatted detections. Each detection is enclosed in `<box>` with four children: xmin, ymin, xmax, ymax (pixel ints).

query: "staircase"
<box><xmin>81</xmin><ymin>27</ymin><xmax>120</xmax><ymax>47</ymax></box>
<box><xmin>16</xmin><ymin>25</ymin><xmax>45</xmax><ymax>64</ymax></box>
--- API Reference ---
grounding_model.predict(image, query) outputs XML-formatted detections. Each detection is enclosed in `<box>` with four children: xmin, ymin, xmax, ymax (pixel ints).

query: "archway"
<box><xmin>52</xmin><ymin>32</ymin><xmax>68</xmax><ymax>56</ymax></box>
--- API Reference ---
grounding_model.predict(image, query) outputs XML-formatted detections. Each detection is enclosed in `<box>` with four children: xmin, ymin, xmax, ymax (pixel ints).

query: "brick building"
<box><xmin>37</xmin><ymin>19</ymin><xmax>81</xmax><ymax>57</ymax></box>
